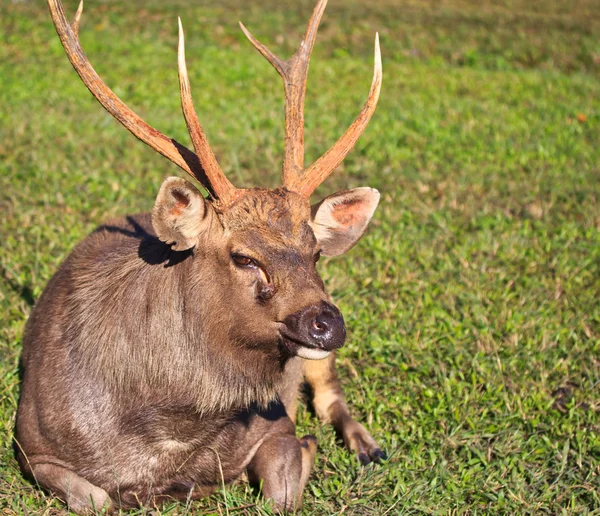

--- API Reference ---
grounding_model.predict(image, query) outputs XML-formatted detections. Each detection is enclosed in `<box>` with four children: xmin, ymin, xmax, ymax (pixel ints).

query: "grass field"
<box><xmin>1</xmin><ymin>0</ymin><xmax>599</xmax><ymax>513</ymax></box>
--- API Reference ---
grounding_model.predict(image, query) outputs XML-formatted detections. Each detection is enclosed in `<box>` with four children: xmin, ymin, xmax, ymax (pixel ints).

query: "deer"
<box><xmin>16</xmin><ymin>0</ymin><xmax>385</xmax><ymax>512</ymax></box>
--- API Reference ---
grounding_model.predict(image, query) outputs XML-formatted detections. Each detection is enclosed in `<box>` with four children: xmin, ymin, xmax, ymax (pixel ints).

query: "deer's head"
<box><xmin>48</xmin><ymin>0</ymin><xmax>382</xmax><ymax>361</ymax></box>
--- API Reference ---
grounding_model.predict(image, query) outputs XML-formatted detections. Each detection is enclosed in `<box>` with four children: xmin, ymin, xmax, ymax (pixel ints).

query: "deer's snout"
<box><xmin>282</xmin><ymin>302</ymin><xmax>346</xmax><ymax>352</ymax></box>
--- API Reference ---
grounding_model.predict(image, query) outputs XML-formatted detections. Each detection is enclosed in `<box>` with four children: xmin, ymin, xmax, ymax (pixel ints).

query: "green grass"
<box><xmin>1</xmin><ymin>0</ymin><xmax>599</xmax><ymax>513</ymax></box>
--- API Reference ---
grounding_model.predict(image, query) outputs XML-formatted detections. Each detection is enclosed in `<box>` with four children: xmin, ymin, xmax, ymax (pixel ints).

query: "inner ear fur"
<box><xmin>310</xmin><ymin>187</ymin><xmax>380</xmax><ymax>257</ymax></box>
<box><xmin>152</xmin><ymin>177</ymin><xmax>208</xmax><ymax>251</ymax></box>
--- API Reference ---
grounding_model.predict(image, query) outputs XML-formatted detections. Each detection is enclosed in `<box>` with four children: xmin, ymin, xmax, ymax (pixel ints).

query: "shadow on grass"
<box><xmin>0</xmin><ymin>265</ymin><xmax>35</xmax><ymax>307</ymax></box>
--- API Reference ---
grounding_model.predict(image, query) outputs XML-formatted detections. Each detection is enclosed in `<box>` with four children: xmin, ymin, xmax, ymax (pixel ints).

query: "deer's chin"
<box><xmin>295</xmin><ymin>347</ymin><xmax>331</xmax><ymax>360</ymax></box>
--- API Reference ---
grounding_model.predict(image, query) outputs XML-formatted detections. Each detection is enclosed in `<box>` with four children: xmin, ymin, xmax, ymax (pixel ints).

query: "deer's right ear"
<box><xmin>152</xmin><ymin>177</ymin><xmax>209</xmax><ymax>251</ymax></box>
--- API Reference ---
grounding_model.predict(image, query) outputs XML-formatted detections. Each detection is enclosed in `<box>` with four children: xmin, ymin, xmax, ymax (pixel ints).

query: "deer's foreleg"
<box><xmin>247</xmin><ymin>433</ymin><xmax>317</xmax><ymax>511</ymax></box>
<box><xmin>303</xmin><ymin>353</ymin><xmax>385</xmax><ymax>465</ymax></box>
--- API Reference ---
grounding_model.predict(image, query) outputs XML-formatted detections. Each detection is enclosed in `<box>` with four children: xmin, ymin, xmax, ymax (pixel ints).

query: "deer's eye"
<box><xmin>232</xmin><ymin>254</ymin><xmax>258</xmax><ymax>268</ymax></box>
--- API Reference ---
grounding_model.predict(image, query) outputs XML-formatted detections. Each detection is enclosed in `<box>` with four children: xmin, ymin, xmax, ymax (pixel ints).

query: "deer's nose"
<box><xmin>282</xmin><ymin>301</ymin><xmax>346</xmax><ymax>352</ymax></box>
<box><xmin>309</xmin><ymin>303</ymin><xmax>346</xmax><ymax>349</ymax></box>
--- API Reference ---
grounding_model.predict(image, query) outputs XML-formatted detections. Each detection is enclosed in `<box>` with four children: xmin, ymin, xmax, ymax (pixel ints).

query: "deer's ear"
<box><xmin>310</xmin><ymin>187</ymin><xmax>380</xmax><ymax>257</ymax></box>
<box><xmin>152</xmin><ymin>177</ymin><xmax>209</xmax><ymax>251</ymax></box>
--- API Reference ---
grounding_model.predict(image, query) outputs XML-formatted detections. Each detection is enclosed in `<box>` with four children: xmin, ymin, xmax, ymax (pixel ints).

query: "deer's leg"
<box><xmin>247</xmin><ymin>433</ymin><xmax>317</xmax><ymax>512</ymax></box>
<box><xmin>28</xmin><ymin>461</ymin><xmax>113</xmax><ymax>514</ymax></box>
<box><xmin>303</xmin><ymin>353</ymin><xmax>385</xmax><ymax>465</ymax></box>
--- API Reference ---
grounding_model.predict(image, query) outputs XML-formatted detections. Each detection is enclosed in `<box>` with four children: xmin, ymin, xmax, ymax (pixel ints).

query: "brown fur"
<box><xmin>17</xmin><ymin>184</ymin><xmax>383</xmax><ymax>512</ymax></box>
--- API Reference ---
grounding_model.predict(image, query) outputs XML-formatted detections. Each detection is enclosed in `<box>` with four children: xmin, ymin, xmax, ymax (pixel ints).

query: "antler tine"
<box><xmin>238</xmin><ymin>22</ymin><xmax>286</xmax><ymax>78</ymax></box>
<box><xmin>290</xmin><ymin>33</ymin><xmax>383</xmax><ymax>198</ymax></box>
<box><xmin>178</xmin><ymin>18</ymin><xmax>236</xmax><ymax>203</ymax></box>
<box><xmin>240</xmin><ymin>0</ymin><xmax>328</xmax><ymax>185</ymax></box>
<box><xmin>71</xmin><ymin>0</ymin><xmax>82</xmax><ymax>37</ymax></box>
<box><xmin>46</xmin><ymin>0</ymin><xmax>225</xmax><ymax>199</ymax></box>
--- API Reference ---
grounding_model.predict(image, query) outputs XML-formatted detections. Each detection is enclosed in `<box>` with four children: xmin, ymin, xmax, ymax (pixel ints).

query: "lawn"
<box><xmin>1</xmin><ymin>0</ymin><xmax>599</xmax><ymax>513</ymax></box>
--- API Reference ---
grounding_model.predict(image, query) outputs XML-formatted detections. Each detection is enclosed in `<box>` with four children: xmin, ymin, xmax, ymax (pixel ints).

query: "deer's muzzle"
<box><xmin>281</xmin><ymin>302</ymin><xmax>346</xmax><ymax>359</ymax></box>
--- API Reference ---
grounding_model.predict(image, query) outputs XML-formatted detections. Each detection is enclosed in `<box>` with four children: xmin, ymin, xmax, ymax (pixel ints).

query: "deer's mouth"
<box><xmin>279</xmin><ymin>325</ymin><xmax>332</xmax><ymax>360</ymax></box>
<box><xmin>278</xmin><ymin>329</ymin><xmax>333</xmax><ymax>360</ymax></box>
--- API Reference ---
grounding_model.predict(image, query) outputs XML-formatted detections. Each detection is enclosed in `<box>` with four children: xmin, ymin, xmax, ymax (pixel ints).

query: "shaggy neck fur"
<box><xmin>65</xmin><ymin>216</ymin><xmax>287</xmax><ymax>415</ymax></box>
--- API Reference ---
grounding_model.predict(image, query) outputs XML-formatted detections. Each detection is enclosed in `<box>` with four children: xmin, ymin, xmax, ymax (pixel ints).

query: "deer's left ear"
<box><xmin>310</xmin><ymin>187</ymin><xmax>380</xmax><ymax>257</ymax></box>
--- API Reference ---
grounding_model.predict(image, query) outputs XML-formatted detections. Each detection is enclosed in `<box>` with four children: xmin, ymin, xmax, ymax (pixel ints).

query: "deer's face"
<box><xmin>152</xmin><ymin>178</ymin><xmax>379</xmax><ymax>361</ymax></box>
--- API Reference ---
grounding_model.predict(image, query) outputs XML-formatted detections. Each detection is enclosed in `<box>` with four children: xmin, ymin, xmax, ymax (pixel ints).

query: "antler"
<box><xmin>240</xmin><ymin>0</ymin><xmax>382</xmax><ymax>198</ymax></box>
<box><xmin>47</xmin><ymin>0</ymin><xmax>237</xmax><ymax>203</ymax></box>
<box><xmin>239</xmin><ymin>0</ymin><xmax>326</xmax><ymax>186</ymax></box>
